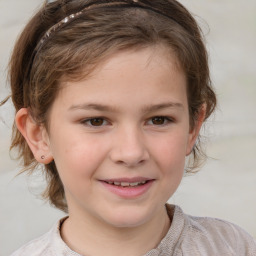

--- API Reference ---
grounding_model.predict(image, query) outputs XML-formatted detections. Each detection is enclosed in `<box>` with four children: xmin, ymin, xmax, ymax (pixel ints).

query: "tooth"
<box><xmin>114</xmin><ymin>182</ymin><xmax>121</xmax><ymax>186</ymax></box>
<box><xmin>121</xmin><ymin>182</ymin><xmax>130</xmax><ymax>187</ymax></box>
<box><xmin>130</xmin><ymin>182</ymin><xmax>140</xmax><ymax>186</ymax></box>
<box><xmin>107</xmin><ymin>181</ymin><xmax>114</xmax><ymax>184</ymax></box>
<box><xmin>141</xmin><ymin>181</ymin><xmax>146</xmax><ymax>184</ymax></box>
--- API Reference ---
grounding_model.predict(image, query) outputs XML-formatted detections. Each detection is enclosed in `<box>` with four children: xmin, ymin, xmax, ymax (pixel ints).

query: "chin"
<box><xmin>108</xmin><ymin>217</ymin><xmax>147</xmax><ymax>228</ymax></box>
<box><xmin>102</xmin><ymin>205</ymin><xmax>154</xmax><ymax>228</ymax></box>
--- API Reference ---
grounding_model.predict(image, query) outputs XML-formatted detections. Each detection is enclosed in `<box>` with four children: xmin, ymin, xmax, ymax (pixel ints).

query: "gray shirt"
<box><xmin>11</xmin><ymin>204</ymin><xmax>256</xmax><ymax>256</ymax></box>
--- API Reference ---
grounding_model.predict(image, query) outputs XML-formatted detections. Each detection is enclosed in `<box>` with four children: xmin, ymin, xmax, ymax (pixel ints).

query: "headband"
<box><xmin>35</xmin><ymin>0</ymin><xmax>182</xmax><ymax>54</ymax></box>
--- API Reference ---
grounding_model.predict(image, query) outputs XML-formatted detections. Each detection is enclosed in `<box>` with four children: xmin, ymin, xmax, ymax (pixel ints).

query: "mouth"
<box><xmin>99</xmin><ymin>178</ymin><xmax>155</xmax><ymax>198</ymax></box>
<box><xmin>104</xmin><ymin>180</ymin><xmax>149</xmax><ymax>187</ymax></box>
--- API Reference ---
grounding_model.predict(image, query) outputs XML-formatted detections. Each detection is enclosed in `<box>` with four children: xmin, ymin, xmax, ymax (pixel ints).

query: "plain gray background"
<box><xmin>1</xmin><ymin>0</ymin><xmax>256</xmax><ymax>255</ymax></box>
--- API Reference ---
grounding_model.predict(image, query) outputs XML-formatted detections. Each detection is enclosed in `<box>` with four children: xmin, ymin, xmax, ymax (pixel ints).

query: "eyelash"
<box><xmin>80</xmin><ymin>117</ymin><xmax>110</xmax><ymax>127</ymax></box>
<box><xmin>147</xmin><ymin>116</ymin><xmax>174</xmax><ymax>126</ymax></box>
<box><xmin>80</xmin><ymin>116</ymin><xmax>174</xmax><ymax>127</ymax></box>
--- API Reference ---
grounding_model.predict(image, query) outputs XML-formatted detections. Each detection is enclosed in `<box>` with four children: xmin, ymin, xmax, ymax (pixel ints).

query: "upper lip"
<box><xmin>100</xmin><ymin>177</ymin><xmax>154</xmax><ymax>183</ymax></box>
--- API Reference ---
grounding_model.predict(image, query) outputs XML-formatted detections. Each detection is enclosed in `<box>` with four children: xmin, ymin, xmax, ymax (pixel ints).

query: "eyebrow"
<box><xmin>68</xmin><ymin>103</ymin><xmax>118</xmax><ymax>112</ymax></box>
<box><xmin>141</xmin><ymin>102</ymin><xmax>184</xmax><ymax>113</ymax></box>
<box><xmin>68</xmin><ymin>102</ymin><xmax>184</xmax><ymax>113</ymax></box>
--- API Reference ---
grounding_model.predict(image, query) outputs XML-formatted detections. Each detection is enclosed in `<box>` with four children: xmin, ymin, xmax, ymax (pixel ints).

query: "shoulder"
<box><xmin>188</xmin><ymin>214</ymin><xmax>254</xmax><ymax>243</ymax></box>
<box><xmin>171</xmin><ymin>205</ymin><xmax>256</xmax><ymax>255</ymax></box>
<box><xmin>10</xmin><ymin>217</ymin><xmax>68</xmax><ymax>256</ymax></box>
<box><xmin>10</xmin><ymin>231</ymin><xmax>52</xmax><ymax>256</ymax></box>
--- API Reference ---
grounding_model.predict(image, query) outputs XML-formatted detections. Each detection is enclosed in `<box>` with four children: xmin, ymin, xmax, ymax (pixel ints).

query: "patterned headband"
<box><xmin>35</xmin><ymin>0</ymin><xmax>182</xmax><ymax>54</ymax></box>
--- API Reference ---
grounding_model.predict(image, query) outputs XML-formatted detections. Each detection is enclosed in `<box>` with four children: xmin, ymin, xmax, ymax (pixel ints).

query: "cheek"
<box><xmin>148</xmin><ymin>134</ymin><xmax>187</xmax><ymax>203</ymax></box>
<box><xmin>50</xmin><ymin>133</ymin><xmax>109</xmax><ymax>182</ymax></box>
<box><xmin>150</xmin><ymin>131</ymin><xmax>188</xmax><ymax>174</ymax></box>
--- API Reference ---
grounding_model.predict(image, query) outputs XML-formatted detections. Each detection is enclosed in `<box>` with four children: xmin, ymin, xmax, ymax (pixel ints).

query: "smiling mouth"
<box><xmin>104</xmin><ymin>180</ymin><xmax>148</xmax><ymax>187</ymax></box>
<box><xmin>100</xmin><ymin>179</ymin><xmax>154</xmax><ymax>198</ymax></box>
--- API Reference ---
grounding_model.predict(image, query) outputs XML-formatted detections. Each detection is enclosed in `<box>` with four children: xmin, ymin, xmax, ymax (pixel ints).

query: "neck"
<box><xmin>61</xmin><ymin>205</ymin><xmax>171</xmax><ymax>256</ymax></box>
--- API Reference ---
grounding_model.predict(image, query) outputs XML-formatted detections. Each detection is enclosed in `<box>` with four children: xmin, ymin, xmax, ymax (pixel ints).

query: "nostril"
<box><xmin>109</xmin><ymin>134</ymin><xmax>150</xmax><ymax>166</ymax></box>
<box><xmin>114</xmin><ymin>158</ymin><xmax>146</xmax><ymax>167</ymax></box>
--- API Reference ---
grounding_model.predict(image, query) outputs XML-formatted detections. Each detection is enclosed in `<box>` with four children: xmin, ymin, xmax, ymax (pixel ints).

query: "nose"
<box><xmin>109</xmin><ymin>126</ymin><xmax>150</xmax><ymax>167</ymax></box>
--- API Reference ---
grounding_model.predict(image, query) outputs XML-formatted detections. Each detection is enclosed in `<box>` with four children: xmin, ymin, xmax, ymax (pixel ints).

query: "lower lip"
<box><xmin>100</xmin><ymin>180</ymin><xmax>154</xmax><ymax>199</ymax></box>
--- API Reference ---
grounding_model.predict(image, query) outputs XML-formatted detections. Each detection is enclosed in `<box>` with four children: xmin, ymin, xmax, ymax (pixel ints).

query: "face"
<box><xmin>45</xmin><ymin>47</ymin><xmax>199</xmax><ymax>228</ymax></box>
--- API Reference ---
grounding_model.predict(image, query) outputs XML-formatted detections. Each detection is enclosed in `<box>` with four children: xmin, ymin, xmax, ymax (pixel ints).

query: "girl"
<box><xmin>2</xmin><ymin>0</ymin><xmax>256</xmax><ymax>255</ymax></box>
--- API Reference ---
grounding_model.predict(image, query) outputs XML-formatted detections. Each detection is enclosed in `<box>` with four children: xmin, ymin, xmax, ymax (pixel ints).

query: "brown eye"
<box><xmin>89</xmin><ymin>118</ymin><xmax>104</xmax><ymax>126</ymax></box>
<box><xmin>81</xmin><ymin>117</ymin><xmax>109</xmax><ymax>127</ymax></box>
<box><xmin>151</xmin><ymin>116</ymin><xmax>166</xmax><ymax>125</ymax></box>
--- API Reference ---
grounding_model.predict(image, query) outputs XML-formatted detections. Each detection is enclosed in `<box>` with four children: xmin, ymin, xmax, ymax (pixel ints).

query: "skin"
<box><xmin>16</xmin><ymin>46</ymin><xmax>205</xmax><ymax>256</ymax></box>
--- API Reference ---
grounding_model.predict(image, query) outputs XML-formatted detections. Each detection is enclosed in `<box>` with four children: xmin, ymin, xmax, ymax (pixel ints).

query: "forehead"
<box><xmin>54</xmin><ymin>46</ymin><xmax>187</xmax><ymax>111</ymax></box>
<box><xmin>60</xmin><ymin>44</ymin><xmax>182</xmax><ymax>87</ymax></box>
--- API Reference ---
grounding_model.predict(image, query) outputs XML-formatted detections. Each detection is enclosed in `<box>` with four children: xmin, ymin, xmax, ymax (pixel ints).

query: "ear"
<box><xmin>15</xmin><ymin>108</ymin><xmax>53</xmax><ymax>164</ymax></box>
<box><xmin>186</xmin><ymin>105</ymin><xmax>206</xmax><ymax>156</ymax></box>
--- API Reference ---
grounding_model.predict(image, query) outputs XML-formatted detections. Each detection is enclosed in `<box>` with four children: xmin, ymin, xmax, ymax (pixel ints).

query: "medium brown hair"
<box><xmin>8</xmin><ymin>0</ymin><xmax>216</xmax><ymax>212</ymax></box>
